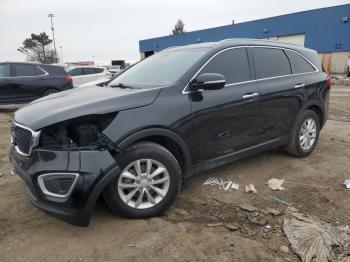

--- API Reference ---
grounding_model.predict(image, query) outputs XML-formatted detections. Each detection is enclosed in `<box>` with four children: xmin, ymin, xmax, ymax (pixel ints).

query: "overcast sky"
<box><xmin>0</xmin><ymin>0</ymin><xmax>348</xmax><ymax>63</ymax></box>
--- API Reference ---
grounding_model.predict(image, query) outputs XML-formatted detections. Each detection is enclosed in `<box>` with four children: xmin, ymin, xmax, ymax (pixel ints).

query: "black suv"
<box><xmin>0</xmin><ymin>62</ymin><xmax>73</xmax><ymax>104</ymax></box>
<box><xmin>9</xmin><ymin>39</ymin><xmax>330</xmax><ymax>226</ymax></box>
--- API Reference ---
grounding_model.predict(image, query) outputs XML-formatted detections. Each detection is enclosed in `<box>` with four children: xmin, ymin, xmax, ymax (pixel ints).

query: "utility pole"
<box><xmin>48</xmin><ymin>13</ymin><xmax>57</xmax><ymax>61</ymax></box>
<box><xmin>59</xmin><ymin>46</ymin><xmax>63</xmax><ymax>64</ymax></box>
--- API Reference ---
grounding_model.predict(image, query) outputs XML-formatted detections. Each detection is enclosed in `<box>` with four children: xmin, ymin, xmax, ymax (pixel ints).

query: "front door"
<box><xmin>189</xmin><ymin>48</ymin><xmax>261</xmax><ymax>164</ymax></box>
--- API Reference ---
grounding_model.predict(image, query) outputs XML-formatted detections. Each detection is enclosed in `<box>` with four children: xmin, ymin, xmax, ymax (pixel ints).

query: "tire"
<box><xmin>103</xmin><ymin>142</ymin><xmax>182</xmax><ymax>218</ymax></box>
<box><xmin>285</xmin><ymin>110</ymin><xmax>320</xmax><ymax>158</ymax></box>
<box><xmin>347</xmin><ymin>66</ymin><xmax>350</xmax><ymax>77</ymax></box>
<box><xmin>43</xmin><ymin>89</ymin><xmax>58</xmax><ymax>97</ymax></box>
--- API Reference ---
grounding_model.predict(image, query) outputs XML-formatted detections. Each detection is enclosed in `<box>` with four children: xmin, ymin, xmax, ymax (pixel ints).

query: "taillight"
<box><xmin>65</xmin><ymin>75</ymin><xmax>73</xmax><ymax>85</ymax></box>
<box><xmin>326</xmin><ymin>75</ymin><xmax>332</xmax><ymax>87</ymax></box>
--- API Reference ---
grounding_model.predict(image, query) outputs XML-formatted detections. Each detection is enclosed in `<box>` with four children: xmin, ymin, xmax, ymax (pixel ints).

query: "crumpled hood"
<box><xmin>14</xmin><ymin>86</ymin><xmax>161</xmax><ymax>130</ymax></box>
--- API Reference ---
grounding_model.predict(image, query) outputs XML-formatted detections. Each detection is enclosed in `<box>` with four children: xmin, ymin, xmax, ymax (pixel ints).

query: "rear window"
<box><xmin>14</xmin><ymin>64</ymin><xmax>41</xmax><ymax>77</ymax></box>
<box><xmin>68</xmin><ymin>68</ymin><xmax>83</xmax><ymax>76</ymax></box>
<box><xmin>83</xmin><ymin>68</ymin><xmax>96</xmax><ymax>75</ymax></box>
<box><xmin>41</xmin><ymin>65</ymin><xmax>66</xmax><ymax>76</ymax></box>
<box><xmin>252</xmin><ymin>47</ymin><xmax>291</xmax><ymax>79</ymax></box>
<box><xmin>285</xmin><ymin>50</ymin><xmax>316</xmax><ymax>74</ymax></box>
<box><xmin>0</xmin><ymin>64</ymin><xmax>11</xmax><ymax>77</ymax></box>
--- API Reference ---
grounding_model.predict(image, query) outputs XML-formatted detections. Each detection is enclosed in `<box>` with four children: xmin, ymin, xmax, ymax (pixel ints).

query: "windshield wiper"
<box><xmin>109</xmin><ymin>83</ymin><xmax>141</xmax><ymax>89</ymax></box>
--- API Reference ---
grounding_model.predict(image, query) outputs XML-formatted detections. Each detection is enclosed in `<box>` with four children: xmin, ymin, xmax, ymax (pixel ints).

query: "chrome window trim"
<box><xmin>11</xmin><ymin>121</ymin><xmax>41</xmax><ymax>157</ymax></box>
<box><xmin>182</xmin><ymin>45</ymin><xmax>319</xmax><ymax>94</ymax></box>
<box><xmin>37</xmin><ymin>173</ymin><xmax>79</xmax><ymax>199</ymax></box>
<box><xmin>202</xmin><ymin>80</ymin><xmax>225</xmax><ymax>85</ymax></box>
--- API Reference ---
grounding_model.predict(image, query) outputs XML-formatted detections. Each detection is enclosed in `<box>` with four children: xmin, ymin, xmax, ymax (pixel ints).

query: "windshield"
<box><xmin>108</xmin><ymin>48</ymin><xmax>209</xmax><ymax>88</ymax></box>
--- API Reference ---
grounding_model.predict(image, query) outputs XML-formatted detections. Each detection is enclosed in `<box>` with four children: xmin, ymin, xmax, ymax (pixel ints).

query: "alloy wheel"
<box><xmin>117</xmin><ymin>159</ymin><xmax>170</xmax><ymax>209</ymax></box>
<box><xmin>299</xmin><ymin>118</ymin><xmax>317</xmax><ymax>151</ymax></box>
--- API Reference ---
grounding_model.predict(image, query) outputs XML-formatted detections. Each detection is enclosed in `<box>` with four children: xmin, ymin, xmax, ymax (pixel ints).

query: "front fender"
<box><xmin>117</xmin><ymin>128</ymin><xmax>192</xmax><ymax>177</ymax></box>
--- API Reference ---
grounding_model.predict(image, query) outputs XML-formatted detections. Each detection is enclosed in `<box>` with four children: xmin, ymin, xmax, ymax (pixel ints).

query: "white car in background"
<box><xmin>66</xmin><ymin>66</ymin><xmax>112</xmax><ymax>87</ymax></box>
<box><xmin>108</xmin><ymin>65</ymin><xmax>123</xmax><ymax>76</ymax></box>
<box><xmin>78</xmin><ymin>78</ymin><xmax>111</xmax><ymax>88</ymax></box>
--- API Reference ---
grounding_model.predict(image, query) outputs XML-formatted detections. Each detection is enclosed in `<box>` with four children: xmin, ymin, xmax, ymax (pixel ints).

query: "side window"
<box><xmin>200</xmin><ymin>48</ymin><xmax>250</xmax><ymax>84</ymax></box>
<box><xmin>285</xmin><ymin>50</ymin><xmax>316</xmax><ymax>74</ymax></box>
<box><xmin>252</xmin><ymin>48</ymin><xmax>291</xmax><ymax>79</ymax></box>
<box><xmin>14</xmin><ymin>64</ymin><xmax>39</xmax><ymax>77</ymax></box>
<box><xmin>0</xmin><ymin>64</ymin><xmax>11</xmax><ymax>77</ymax></box>
<box><xmin>94</xmin><ymin>68</ymin><xmax>104</xmax><ymax>73</ymax></box>
<box><xmin>68</xmin><ymin>68</ymin><xmax>83</xmax><ymax>76</ymax></box>
<box><xmin>83</xmin><ymin>68</ymin><xmax>96</xmax><ymax>75</ymax></box>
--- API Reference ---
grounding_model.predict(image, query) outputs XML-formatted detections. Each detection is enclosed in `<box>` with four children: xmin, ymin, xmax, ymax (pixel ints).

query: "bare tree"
<box><xmin>18</xmin><ymin>32</ymin><xmax>59</xmax><ymax>64</ymax></box>
<box><xmin>172</xmin><ymin>19</ymin><xmax>185</xmax><ymax>34</ymax></box>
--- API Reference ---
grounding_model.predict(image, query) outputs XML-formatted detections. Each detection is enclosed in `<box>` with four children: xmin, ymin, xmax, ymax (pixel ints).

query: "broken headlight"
<box><xmin>39</xmin><ymin>113</ymin><xmax>116</xmax><ymax>150</ymax></box>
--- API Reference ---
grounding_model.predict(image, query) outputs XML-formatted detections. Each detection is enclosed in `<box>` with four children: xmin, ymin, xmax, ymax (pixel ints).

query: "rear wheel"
<box><xmin>103</xmin><ymin>142</ymin><xmax>182</xmax><ymax>218</ymax></box>
<box><xmin>43</xmin><ymin>89</ymin><xmax>58</xmax><ymax>97</ymax></box>
<box><xmin>285</xmin><ymin>110</ymin><xmax>320</xmax><ymax>157</ymax></box>
<box><xmin>347</xmin><ymin>66</ymin><xmax>350</xmax><ymax>77</ymax></box>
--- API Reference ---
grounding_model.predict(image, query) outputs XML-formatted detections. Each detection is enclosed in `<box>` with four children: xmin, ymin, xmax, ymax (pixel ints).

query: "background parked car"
<box><xmin>66</xmin><ymin>66</ymin><xmax>112</xmax><ymax>87</ymax></box>
<box><xmin>0</xmin><ymin>62</ymin><xmax>73</xmax><ymax>104</ymax></box>
<box><xmin>107</xmin><ymin>65</ymin><xmax>122</xmax><ymax>76</ymax></box>
<box><xmin>78</xmin><ymin>78</ymin><xmax>111</xmax><ymax>88</ymax></box>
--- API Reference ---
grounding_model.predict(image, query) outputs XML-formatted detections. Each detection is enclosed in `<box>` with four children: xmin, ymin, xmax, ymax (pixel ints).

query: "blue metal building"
<box><xmin>139</xmin><ymin>4</ymin><xmax>350</xmax><ymax>59</ymax></box>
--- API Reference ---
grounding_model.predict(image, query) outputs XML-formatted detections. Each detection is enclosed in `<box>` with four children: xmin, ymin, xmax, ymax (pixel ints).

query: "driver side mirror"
<box><xmin>190</xmin><ymin>73</ymin><xmax>226</xmax><ymax>91</ymax></box>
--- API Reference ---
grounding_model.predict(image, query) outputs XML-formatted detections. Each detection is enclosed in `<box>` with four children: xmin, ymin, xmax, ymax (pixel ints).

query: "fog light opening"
<box><xmin>37</xmin><ymin>173</ymin><xmax>79</xmax><ymax>199</ymax></box>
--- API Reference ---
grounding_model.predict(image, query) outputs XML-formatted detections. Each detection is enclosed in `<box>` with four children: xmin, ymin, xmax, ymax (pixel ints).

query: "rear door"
<box><xmin>11</xmin><ymin>64</ymin><xmax>47</xmax><ymax>102</ymax></box>
<box><xmin>251</xmin><ymin>47</ymin><xmax>305</xmax><ymax>142</ymax></box>
<box><xmin>0</xmin><ymin>63</ymin><xmax>14</xmax><ymax>103</ymax></box>
<box><xmin>190</xmin><ymin>47</ymin><xmax>261</xmax><ymax>163</ymax></box>
<box><xmin>81</xmin><ymin>67</ymin><xmax>99</xmax><ymax>84</ymax></box>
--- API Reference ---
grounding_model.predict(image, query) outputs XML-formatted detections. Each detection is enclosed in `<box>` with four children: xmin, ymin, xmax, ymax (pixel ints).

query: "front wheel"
<box><xmin>103</xmin><ymin>142</ymin><xmax>182</xmax><ymax>218</ymax></box>
<box><xmin>285</xmin><ymin>110</ymin><xmax>320</xmax><ymax>157</ymax></box>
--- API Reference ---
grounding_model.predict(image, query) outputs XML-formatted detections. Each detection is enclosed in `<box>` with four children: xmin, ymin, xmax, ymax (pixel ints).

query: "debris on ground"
<box><xmin>270</xmin><ymin>195</ymin><xmax>291</xmax><ymax>206</ymax></box>
<box><xmin>0</xmin><ymin>172</ymin><xmax>3</xmax><ymax>177</ymax></box>
<box><xmin>245</xmin><ymin>184</ymin><xmax>257</xmax><ymax>193</ymax></box>
<box><xmin>202</xmin><ymin>177</ymin><xmax>239</xmax><ymax>191</ymax></box>
<box><xmin>279</xmin><ymin>245</ymin><xmax>289</xmax><ymax>253</ymax></box>
<box><xmin>223</xmin><ymin>223</ymin><xmax>240</xmax><ymax>231</ymax></box>
<box><xmin>228</xmin><ymin>243</ymin><xmax>235</xmax><ymax>252</ymax></box>
<box><xmin>267</xmin><ymin>178</ymin><xmax>285</xmax><ymax>190</ymax></box>
<box><xmin>10</xmin><ymin>170</ymin><xmax>14</xmax><ymax>176</ymax></box>
<box><xmin>239</xmin><ymin>204</ymin><xmax>258</xmax><ymax>212</ymax></box>
<box><xmin>343</xmin><ymin>179</ymin><xmax>350</xmax><ymax>189</ymax></box>
<box><xmin>266</xmin><ymin>207</ymin><xmax>283</xmax><ymax>216</ymax></box>
<box><xmin>248</xmin><ymin>216</ymin><xmax>268</xmax><ymax>226</ymax></box>
<box><xmin>231</xmin><ymin>183</ymin><xmax>239</xmax><ymax>190</ymax></box>
<box><xmin>283</xmin><ymin>207</ymin><xmax>350</xmax><ymax>262</ymax></box>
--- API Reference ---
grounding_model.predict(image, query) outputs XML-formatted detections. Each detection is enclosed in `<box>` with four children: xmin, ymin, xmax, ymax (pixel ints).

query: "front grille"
<box><xmin>11</xmin><ymin>121</ymin><xmax>40</xmax><ymax>156</ymax></box>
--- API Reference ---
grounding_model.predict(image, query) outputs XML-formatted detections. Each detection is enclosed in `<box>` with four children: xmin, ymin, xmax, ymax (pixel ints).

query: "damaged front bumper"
<box><xmin>9</xmin><ymin>147</ymin><xmax>120</xmax><ymax>226</ymax></box>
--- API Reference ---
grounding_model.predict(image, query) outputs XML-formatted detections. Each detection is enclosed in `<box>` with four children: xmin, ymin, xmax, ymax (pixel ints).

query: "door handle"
<box><xmin>242</xmin><ymin>92</ymin><xmax>259</xmax><ymax>100</ymax></box>
<box><xmin>294</xmin><ymin>83</ymin><xmax>306</xmax><ymax>89</ymax></box>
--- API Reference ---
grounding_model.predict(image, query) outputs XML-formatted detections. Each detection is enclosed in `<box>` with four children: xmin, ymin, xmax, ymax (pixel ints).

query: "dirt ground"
<box><xmin>0</xmin><ymin>85</ymin><xmax>349</xmax><ymax>262</ymax></box>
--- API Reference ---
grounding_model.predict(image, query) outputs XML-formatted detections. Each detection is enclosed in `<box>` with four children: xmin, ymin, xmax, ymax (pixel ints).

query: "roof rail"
<box><xmin>219</xmin><ymin>38</ymin><xmax>303</xmax><ymax>47</ymax></box>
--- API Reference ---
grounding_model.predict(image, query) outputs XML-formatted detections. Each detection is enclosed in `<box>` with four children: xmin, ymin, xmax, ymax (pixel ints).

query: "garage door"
<box><xmin>264</xmin><ymin>34</ymin><xmax>305</xmax><ymax>47</ymax></box>
<box><xmin>277</xmin><ymin>34</ymin><xmax>305</xmax><ymax>46</ymax></box>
